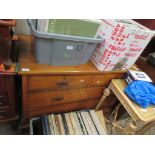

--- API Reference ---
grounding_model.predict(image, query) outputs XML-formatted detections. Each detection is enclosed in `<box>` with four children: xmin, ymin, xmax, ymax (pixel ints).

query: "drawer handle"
<box><xmin>57</xmin><ymin>81</ymin><xmax>68</xmax><ymax>88</ymax></box>
<box><xmin>0</xmin><ymin>102</ymin><xmax>3</xmax><ymax>105</ymax></box>
<box><xmin>52</xmin><ymin>97</ymin><xmax>64</xmax><ymax>101</ymax></box>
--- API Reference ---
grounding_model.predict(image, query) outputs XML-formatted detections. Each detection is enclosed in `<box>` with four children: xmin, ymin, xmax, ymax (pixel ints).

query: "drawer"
<box><xmin>27</xmin><ymin>99</ymin><xmax>99</xmax><ymax>118</ymax></box>
<box><xmin>0</xmin><ymin>93</ymin><xmax>8</xmax><ymax>107</ymax></box>
<box><xmin>28</xmin><ymin>87</ymin><xmax>104</xmax><ymax>108</ymax></box>
<box><xmin>28</xmin><ymin>74</ymin><xmax>123</xmax><ymax>92</ymax></box>
<box><xmin>28</xmin><ymin>75</ymin><xmax>92</xmax><ymax>92</ymax></box>
<box><xmin>0</xmin><ymin>107</ymin><xmax>9</xmax><ymax>119</ymax></box>
<box><xmin>0</xmin><ymin>76</ymin><xmax>7</xmax><ymax>92</ymax></box>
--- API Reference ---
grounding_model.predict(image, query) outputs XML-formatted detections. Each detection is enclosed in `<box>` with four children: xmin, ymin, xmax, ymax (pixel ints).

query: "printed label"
<box><xmin>66</xmin><ymin>46</ymin><xmax>73</xmax><ymax>50</ymax></box>
<box><xmin>22</xmin><ymin>68</ymin><xmax>30</xmax><ymax>71</ymax></box>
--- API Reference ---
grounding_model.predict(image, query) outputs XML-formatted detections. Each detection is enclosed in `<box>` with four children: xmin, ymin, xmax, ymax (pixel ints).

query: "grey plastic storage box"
<box><xmin>27</xmin><ymin>19</ymin><xmax>102</xmax><ymax>66</ymax></box>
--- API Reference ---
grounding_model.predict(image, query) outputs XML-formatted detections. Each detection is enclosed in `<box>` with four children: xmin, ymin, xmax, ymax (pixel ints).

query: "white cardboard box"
<box><xmin>91</xmin><ymin>19</ymin><xmax>154</xmax><ymax>71</ymax></box>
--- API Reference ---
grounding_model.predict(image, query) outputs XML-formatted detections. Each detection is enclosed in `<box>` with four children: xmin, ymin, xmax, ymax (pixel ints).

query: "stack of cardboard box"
<box><xmin>91</xmin><ymin>19</ymin><xmax>154</xmax><ymax>71</ymax></box>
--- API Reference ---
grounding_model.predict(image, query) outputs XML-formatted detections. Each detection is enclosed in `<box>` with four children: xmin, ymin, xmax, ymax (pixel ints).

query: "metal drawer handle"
<box><xmin>0</xmin><ymin>102</ymin><xmax>3</xmax><ymax>105</ymax></box>
<box><xmin>57</xmin><ymin>81</ymin><xmax>68</xmax><ymax>88</ymax></box>
<box><xmin>52</xmin><ymin>97</ymin><xmax>64</xmax><ymax>101</ymax></box>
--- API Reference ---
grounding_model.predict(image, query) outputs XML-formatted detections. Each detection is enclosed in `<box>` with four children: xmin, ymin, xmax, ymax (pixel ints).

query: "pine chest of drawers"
<box><xmin>18</xmin><ymin>35</ymin><xmax>125</xmax><ymax>127</ymax></box>
<box><xmin>21</xmin><ymin>73</ymin><xmax>123</xmax><ymax>125</ymax></box>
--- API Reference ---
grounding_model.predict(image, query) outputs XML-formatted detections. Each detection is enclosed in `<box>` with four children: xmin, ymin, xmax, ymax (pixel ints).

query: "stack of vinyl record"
<box><xmin>41</xmin><ymin>110</ymin><xmax>106</xmax><ymax>135</ymax></box>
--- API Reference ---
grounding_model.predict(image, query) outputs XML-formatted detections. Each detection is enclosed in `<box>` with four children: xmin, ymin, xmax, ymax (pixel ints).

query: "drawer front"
<box><xmin>0</xmin><ymin>93</ymin><xmax>8</xmax><ymax>107</ymax></box>
<box><xmin>28</xmin><ymin>87</ymin><xmax>104</xmax><ymax>108</ymax></box>
<box><xmin>28</xmin><ymin>74</ymin><xmax>123</xmax><ymax>92</ymax></box>
<box><xmin>28</xmin><ymin>75</ymin><xmax>92</xmax><ymax>92</ymax></box>
<box><xmin>0</xmin><ymin>108</ymin><xmax>9</xmax><ymax>119</ymax></box>
<box><xmin>27</xmin><ymin>99</ymin><xmax>99</xmax><ymax>118</ymax></box>
<box><xmin>0</xmin><ymin>76</ymin><xmax>7</xmax><ymax>92</ymax></box>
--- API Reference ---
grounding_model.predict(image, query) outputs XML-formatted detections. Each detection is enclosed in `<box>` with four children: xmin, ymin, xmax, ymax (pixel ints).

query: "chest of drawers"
<box><xmin>18</xmin><ymin>35</ymin><xmax>125</xmax><ymax>127</ymax></box>
<box><xmin>21</xmin><ymin>73</ymin><xmax>123</xmax><ymax>126</ymax></box>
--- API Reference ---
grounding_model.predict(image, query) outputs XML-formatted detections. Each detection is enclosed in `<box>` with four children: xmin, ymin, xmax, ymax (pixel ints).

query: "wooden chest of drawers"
<box><xmin>18</xmin><ymin>35</ymin><xmax>125</xmax><ymax>127</ymax></box>
<box><xmin>21</xmin><ymin>73</ymin><xmax>123</xmax><ymax>124</ymax></box>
